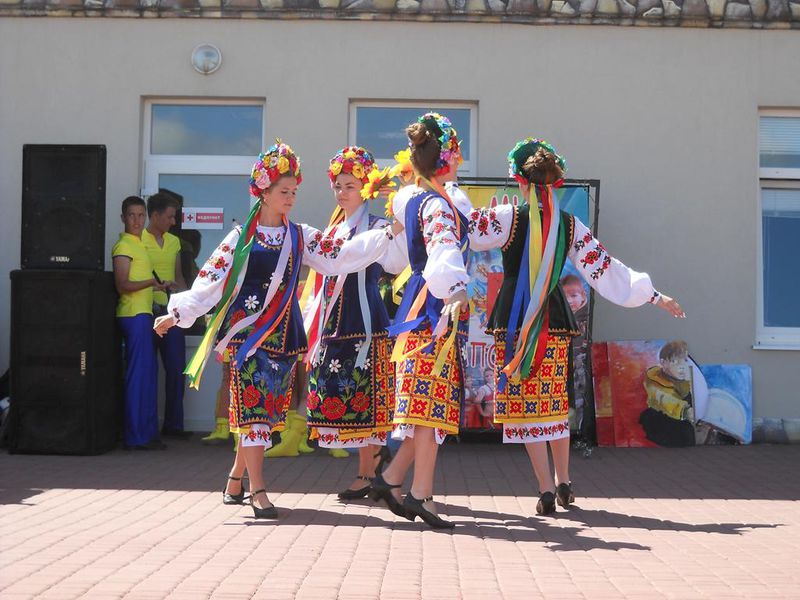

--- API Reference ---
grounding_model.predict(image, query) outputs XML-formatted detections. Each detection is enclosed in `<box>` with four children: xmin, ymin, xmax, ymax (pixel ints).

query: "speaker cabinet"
<box><xmin>8</xmin><ymin>270</ymin><xmax>122</xmax><ymax>455</ymax></box>
<box><xmin>21</xmin><ymin>145</ymin><xmax>106</xmax><ymax>270</ymax></box>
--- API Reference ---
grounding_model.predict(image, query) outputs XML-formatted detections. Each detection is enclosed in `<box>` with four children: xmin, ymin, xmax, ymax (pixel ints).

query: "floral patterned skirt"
<box><xmin>227</xmin><ymin>342</ymin><xmax>296</xmax><ymax>443</ymax></box>
<box><xmin>393</xmin><ymin>331</ymin><xmax>464</xmax><ymax>435</ymax></box>
<box><xmin>493</xmin><ymin>333</ymin><xmax>571</xmax><ymax>444</ymax></box>
<box><xmin>307</xmin><ymin>334</ymin><xmax>394</xmax><ymax>442</ymax></box>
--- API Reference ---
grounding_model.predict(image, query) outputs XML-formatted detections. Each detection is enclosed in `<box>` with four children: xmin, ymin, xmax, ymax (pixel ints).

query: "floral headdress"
<box><xmin>249</xmin><ymin>139</ymin><xmax>302</xmax><ymax>199</ymax></box>
<box><xmin>328</xmin><ymin>146</ymin><xmax>376</xmax><ymax>185</ymax></box>
<box><xmin>416</xmin><ymin>112</ymin><xmax>461</xmax><ymax>177</ymax></box>
<box><xmin>507</xmin><ymin>138</ymin><xmax>567</xmax><ymax>187</ymax></box>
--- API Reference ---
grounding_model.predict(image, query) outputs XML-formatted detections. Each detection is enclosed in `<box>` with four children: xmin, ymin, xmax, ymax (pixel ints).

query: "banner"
<box><xmin>459</xmin><ymin>182</ymin><xmax>596</xmax><ymax>436</ymax></box>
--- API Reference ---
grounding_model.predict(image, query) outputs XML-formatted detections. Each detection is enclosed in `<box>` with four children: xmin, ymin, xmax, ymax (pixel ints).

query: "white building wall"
<box><xmin>1</xmin><ymin>19</ymin><xmax>798</xmax><ymax>422</ymax></box>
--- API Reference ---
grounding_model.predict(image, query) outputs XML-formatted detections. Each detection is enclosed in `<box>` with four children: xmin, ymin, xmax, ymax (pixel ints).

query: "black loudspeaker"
<box><xmin>8</xmin><ymin>270</ymin><xmax>122</xmax><ymax>455</ymax></box>
<box><xmin>21</xmin><ymin>144</ymin><xmax>106</xmax><ymax>270</ymax></box>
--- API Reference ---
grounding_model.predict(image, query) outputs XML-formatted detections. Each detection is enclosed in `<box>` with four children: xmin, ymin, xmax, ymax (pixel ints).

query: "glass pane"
<box><xmin>355</xmin><ymin>106</ymin><xmax>471</xmax><ymax>161</ymax></box>
<box><xmin>762</xmin><ymin>188</ymin><xmax>800</xmax><ymax>327</ymax></box>
<box><xmin>759</xmin><ymin>117</ymin><xmax>800</xmax><ymax>169</ymax></box>
<box><xmin>151</xmin><ymin>105</ymin><xmax>262</xmax><ymax>155</ymax></box>
<box><xmin>159</xmin><ymin>174</ymin><xmax>250</xmax><ymax>334</ymax></box>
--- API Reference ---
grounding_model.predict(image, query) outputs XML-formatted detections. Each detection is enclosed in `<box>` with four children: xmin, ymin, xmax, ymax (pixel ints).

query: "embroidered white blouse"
<box><xmin>167</xmin><ymin>223</ymin><xmax>395</xmax><ymax>328</ymax></box>
<box><xmin>466</xmin><ymin>203</ymin><xmax>659</xmax><ymax>307</ymax></box>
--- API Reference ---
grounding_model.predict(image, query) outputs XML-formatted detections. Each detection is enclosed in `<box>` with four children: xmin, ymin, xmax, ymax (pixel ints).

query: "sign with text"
<box><xmin>182</xmin><ymin>207</ymin><xmax>224</xmax><ymax>230</ymax></box>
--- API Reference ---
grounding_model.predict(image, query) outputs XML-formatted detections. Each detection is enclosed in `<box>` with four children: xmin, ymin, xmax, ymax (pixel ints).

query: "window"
<box><xmin>349</xmin><ymin>101</ymin><xmax>478</xmax><ymax>176</ymax></box>
<box><xmin>142</xmin><ymin>99</ymin><xmax>265</xmax><ymax>335</ymax></box>
<box><xmin>757</xmin><ymin>112</ymin><xmax>800</xmax><ymax>348</ymax></box>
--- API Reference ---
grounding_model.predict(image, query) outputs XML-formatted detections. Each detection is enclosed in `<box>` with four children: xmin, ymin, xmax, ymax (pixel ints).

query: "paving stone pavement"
<box><xmin>1</xmin><ymin>440</ymin><xmax>799</xmax><ymax>599</ymax></box>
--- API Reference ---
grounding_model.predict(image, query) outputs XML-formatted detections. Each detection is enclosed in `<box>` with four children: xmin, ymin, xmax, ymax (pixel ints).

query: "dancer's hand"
<box><xmin>656</xmin><ymin>293</ymin><xmax>686</xmax><ymax>318</ymax></box>
<box><xmin>442</xmin><ymin>289</ymin><xmax>468</xmax><ymax>321</ymax></box>
<box><xmin>153</xmin><ymin>315</ymin><xmax>176</xmax><ymax>337</ymax></box>
<box><xmin>391</xmin><ymin>220</ymin><xmax>404</xmax><ymax>236</ymax></box>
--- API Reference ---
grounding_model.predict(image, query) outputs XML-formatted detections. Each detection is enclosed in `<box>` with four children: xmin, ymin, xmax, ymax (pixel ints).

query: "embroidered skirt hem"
<box><xmin>500</xmin><ymin>418</ymin><xmax>571</xmax><ymax>443</ymax></box>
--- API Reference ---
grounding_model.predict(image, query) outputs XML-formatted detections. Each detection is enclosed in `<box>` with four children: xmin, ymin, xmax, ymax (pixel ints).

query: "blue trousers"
<box><xmin>118</xmin><ymin>314</ymin><xmax>158</xmax><ymax>446</ymax></box>
<box><xmin>155</xmin><ymin>324</ymin><xmax>186</xmax><ymax>432</ymax></box>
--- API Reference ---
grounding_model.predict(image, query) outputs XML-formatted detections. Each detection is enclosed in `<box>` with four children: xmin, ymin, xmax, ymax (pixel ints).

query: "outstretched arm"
<box><xmin>568</xmin><ymin>216</ymin><xmax>685</xmax><ymax>317</ymax></box>
<box><xmin>301</xmin><ymin>222</ymin><xmax>396</xmax><ymax>276</ymax></box>
<box><xmin>156</xmin><ymin>228</ymin><xmax>240</xmax><ymax>334</ymax></box>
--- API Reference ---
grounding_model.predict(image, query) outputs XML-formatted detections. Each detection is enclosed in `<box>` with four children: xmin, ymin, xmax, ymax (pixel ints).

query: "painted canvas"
<box><xmin>697</xmin><ymin>365</ymin><xmax>753</xmax><ymax>444</ymax></box>
<box><xmin>592</xmin><ymin>340</ymin><xmax>709</xmax><ymax>447</ymax></box>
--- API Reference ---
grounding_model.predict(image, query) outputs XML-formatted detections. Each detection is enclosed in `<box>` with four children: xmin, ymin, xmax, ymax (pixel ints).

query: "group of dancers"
<box><xmin>154</xmin><ymin>112</ymin><xmax>685</xmax><ymax>528</ymax></box>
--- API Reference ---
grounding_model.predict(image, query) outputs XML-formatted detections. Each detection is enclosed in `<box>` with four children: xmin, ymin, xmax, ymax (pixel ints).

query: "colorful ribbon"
<box><xmin>184</xmin><ymin>201</ymin><xmax>261</xmax><ymax>389</ymax></box>
<box><xmin>500</xmin><ymin>184</ymin><xmax>566</xmax><ymax>383</ymax></box>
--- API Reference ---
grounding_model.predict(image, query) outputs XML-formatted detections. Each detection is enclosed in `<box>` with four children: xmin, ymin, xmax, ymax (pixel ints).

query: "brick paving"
<box><xmin>1</xmin><ymin>440</ymin><xmax>800</xmax><ymax>600</ymax></box>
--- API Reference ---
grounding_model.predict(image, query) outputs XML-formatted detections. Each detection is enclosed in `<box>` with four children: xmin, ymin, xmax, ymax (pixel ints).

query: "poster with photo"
<box><xmin>458</xmin><ymin>181</ymin><xmax>598</xmax><ymax>437</ymax></box>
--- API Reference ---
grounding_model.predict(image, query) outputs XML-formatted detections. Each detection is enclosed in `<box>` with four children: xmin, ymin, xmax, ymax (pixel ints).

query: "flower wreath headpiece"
<box><xmin>249</xmin><ymin>139</ymin><xmax>302</xmax><ymax>200</ymax></box>
<box><xmin>415</xmin><ymin>112</ymin><xmax>462</xmax><ymax>177</ymax></box>
<box><xmin>328</xmin><ymin>146</ymin><xmax>377</xmax><ymax>185</ymax></box>
<box><xmin>507</xmin><ymin>137</ymin><xmax>567</xmax><ymax>187</ymax></box>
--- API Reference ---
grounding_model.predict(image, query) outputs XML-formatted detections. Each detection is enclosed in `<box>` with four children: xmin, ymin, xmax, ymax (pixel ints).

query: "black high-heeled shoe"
<box><xmin>536</xmin><ymin>491</ymin><xmax>556</xmax><ymax>516</ymax></box>
<box><xmin>249</xmin><ymin>488</ymin><xmax>278</xmax><ymax>519</ymax></box>
<box><xmin>223</xmin><ymin>475</ymin><xmax>246</xmax><ymax>505</ymax></box>
<box><xmin>403</xmin><ymin>493</ymin><xmax>455</xmax><ymax>529</ymax></box>
<box><xmin>368</xmin><ymin>474</ymin><xmax>410</xmax><ymax>520</ymax></box>
<box><xmin>556</xmin><ymin>482</ymin><xmax>574</xmax><ymax>509</ymax></box>
<box><xmin>337</xmin><ymin>475</ymin><xmax>373</xmax><ymax>501</ymax></box>
<box><xmin>375</xmin><ymin>445</ymin><xmax>392</xmax><ymax>475</ymax></box>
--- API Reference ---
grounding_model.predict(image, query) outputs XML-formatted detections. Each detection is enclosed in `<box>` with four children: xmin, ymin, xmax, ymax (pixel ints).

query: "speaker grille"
<box><xmin>21</xmin><ymin>145</ymin><xmax>106</xmax><ymax>270</ymax></box>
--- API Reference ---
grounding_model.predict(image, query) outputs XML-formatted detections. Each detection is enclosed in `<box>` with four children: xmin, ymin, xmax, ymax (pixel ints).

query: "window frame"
<box><xmin>348</xmin><ymin>100</ymin><xmax>478</xmax><ymax>177</ymax></box>
<box><xmin>141</xmin><ymin>98</ymin><xmax>266</xmax><ymax>197</ymax></box>
<box><xmin>756</xmin><ymin>109</ymin><xmax>800</xmax><ymax>349</ymax></box>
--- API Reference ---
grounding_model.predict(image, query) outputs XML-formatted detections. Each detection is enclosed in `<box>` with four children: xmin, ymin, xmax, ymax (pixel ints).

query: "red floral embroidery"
<box><xmin>581</xmin><ymin>249</ymin><xmax>601</xmax><ymax>267</ymax></box>
<box><xmin>264</xmin><ymin>391</ymin><xmax>275</xmax><ymax>417</ymax></box>
<box><xmin>198</xmin><ymin>269</ymin><xmax>208</xmax><ymax>278</ymax></box>
<box><xmin>230</xmin><ymin>309</ymin><xmax>247</xmax><ymax>326</ymax></box>
<box><xmin>213</xmin><ymin>256</ymin><xmax>227</xmax><ymax>270</ymax></box>
<box><xmin>320</xmin><ymin>396</ymin><xmax>346</xmax><ymax>421</ymax></box>
<box><xmin>307</xmin><ymin>390</ymin><xmax>320</xmax><ymax>411</ymax></box>
<box><xmin>242</xmin><ymin>385</ymin><xmax>261</xmax><ymax>408</ymax></box>
<box><xmin>351</xmin><ymin>392</ymin><xmax>370</xmax><ymax>413</ymax></box>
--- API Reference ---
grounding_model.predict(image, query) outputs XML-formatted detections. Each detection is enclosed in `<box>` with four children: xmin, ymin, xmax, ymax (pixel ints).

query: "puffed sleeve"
<box><xmin>568</xmin><ymin>216</ymin><xmax>659</xmax><ymax>308</ymax></box>
<box><xmin>445</xmin><ymin>182</ymin><xmax>474</xmax><ymax>216</ymax></box>
<box><xmin>301</xmin><ymin>223</ymin><xmax>394</xmax><ymax>277</ymax></box>
<box><xmin>372</xmin><ymin>217</ymin><xmax>408</xmax><ymax>275</ymax></box>
<box><xmin>167</xmin><ymin>228</ymin><xmax>240</xmax><ymax>328</ymax></box>
<box><xmin>466</xmin><ymin>203</ymin><xmax>516</xmax><ymax>252</ymax></box>
<box><xmin>390</xmin><ymin>184</ymin><xmax>421</xmax><ymax>225</ymax></box>
<box><xmin>420</xmin><ymin>196</ymin><xmax>470</xmax><ymax>299</ymax></box>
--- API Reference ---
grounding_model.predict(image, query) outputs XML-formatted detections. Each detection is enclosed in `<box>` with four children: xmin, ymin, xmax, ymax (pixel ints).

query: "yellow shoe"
<box><xmin>292</xmin><ymin>413</ymin><xmax>315</xmax><ymax>454</ymax></box>
<box><xmin>201</xmin><ymin>418</ymin><xmax>230</xmax><ymax>445</ymax></box>
<box><xmin>328</xmin><ymin>448</ymin><xmax>350</xmax><ymax>458</ymax></box>
<box><xmin>265</xmin><ymin>410</ymin><xmax>301</xmax><ymax>458</ymax></box>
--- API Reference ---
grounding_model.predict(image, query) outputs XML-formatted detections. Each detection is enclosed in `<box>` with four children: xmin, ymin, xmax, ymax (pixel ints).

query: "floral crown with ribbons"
<box><xmin>507</xmin><ymin>138</ymin><xmax>567</xmax><ymax>187</ymax></box>
<box><xmin>249</xmin><ymin>139</ymin><xmax>302</xmax><ymax>199</ymax></box>
<box><xmin>328</xmin><ymin>146</ymin><xmax>377</xmax><ymax>185</ymax></box>
<box><xmin>415</xmin><ymin>112</ymin><xmax>461</xmax><ymax>177</ymax></box>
